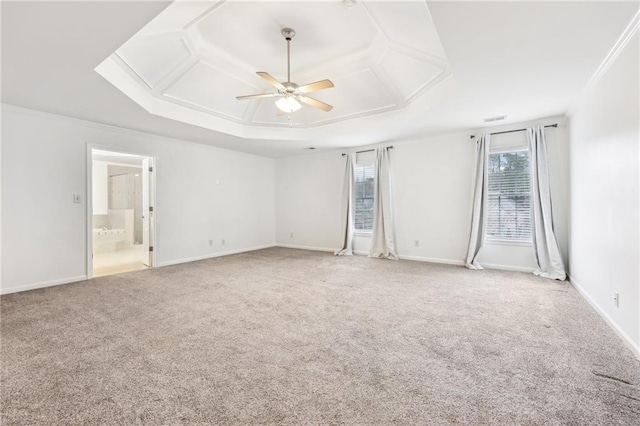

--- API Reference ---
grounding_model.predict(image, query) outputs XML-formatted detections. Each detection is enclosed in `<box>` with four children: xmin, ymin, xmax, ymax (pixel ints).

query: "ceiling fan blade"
<box><xmin>298</xmin><ymin>96</ymin><xmax>333</xmax><ymax>112</ymax></box>
<box><xmin>256</xmin><ymin>72</ymin><xmax>285</xmax><ymax>90</ymax></box>
<box><xmin>297</xmin><ymin>79</ymin><xmax>334</xmax><ymax>94</ymax></box>
<box><xmin>236</xmin><ymin>93</ymin><xmax>279</xmax><ymax>100</ymax></box>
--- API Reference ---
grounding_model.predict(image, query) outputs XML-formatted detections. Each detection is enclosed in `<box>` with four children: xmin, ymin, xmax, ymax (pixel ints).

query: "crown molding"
<box><xmin>567</xmin><ymin>9</ymin><xmax>640</xmax><ymax>117</ymax></box>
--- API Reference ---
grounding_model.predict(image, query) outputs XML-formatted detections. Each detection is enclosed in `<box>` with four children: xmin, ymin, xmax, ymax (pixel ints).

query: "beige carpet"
<box><xmin>2</xmin><ymin>247</ymin><xmax>639</xmax><ymax>424</ymax></box>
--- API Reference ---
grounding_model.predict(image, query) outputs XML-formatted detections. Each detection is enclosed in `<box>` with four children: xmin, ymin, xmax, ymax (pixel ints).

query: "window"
<box><xmin>486</xmin><ymin>150</ymin><xmax>532</xmax><ymax>243</ymax></box>
<box><xmin>354</xmin><ymin>163</ymin><xmax>375</xmax><ymax>232</ymax></box>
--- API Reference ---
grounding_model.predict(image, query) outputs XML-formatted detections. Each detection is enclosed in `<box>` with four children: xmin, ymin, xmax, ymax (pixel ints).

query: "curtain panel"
<box><xmin>465</xmin><ymin>134</ymin><xmax>490</xmax><ymax>269</ymax></box>
<box><xmin>528</xmin><ymin>126</ymin><xmax>566</xmax><ymax>280</ymax></box>
<box><xmin>369</xmin><ymin>148</ymin><xmax>398</xmax><ymax>260</ymax></box>
<box><xmin>335</xmin><ymin>153</ymin><xmax>355</xmax><ymax>256</ymax></box>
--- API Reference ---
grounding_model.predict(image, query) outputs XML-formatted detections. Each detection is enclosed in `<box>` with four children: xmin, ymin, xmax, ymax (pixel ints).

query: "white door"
<box><xmin>142</xmin><ymin>158</ymin><xmax>153</xmax><ymax>267</ymax></box>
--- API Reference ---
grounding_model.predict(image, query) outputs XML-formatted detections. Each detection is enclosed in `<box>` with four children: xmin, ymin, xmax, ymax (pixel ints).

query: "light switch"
<box><xmin>73</xmin><ymin>194</ymin><xmax>81</xmax><ymax>203</ymax></box>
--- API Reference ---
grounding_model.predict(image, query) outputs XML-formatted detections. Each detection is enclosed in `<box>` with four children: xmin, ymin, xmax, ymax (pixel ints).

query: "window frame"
<box><xmin>484</xmin><ymin>147</ymin><xmax>533</xmax><ymax>245</ymax></box>
<box><xmin>353</xmin><ymin>162</ymin><xmax>375</xmax><ymax>235</ymax></box>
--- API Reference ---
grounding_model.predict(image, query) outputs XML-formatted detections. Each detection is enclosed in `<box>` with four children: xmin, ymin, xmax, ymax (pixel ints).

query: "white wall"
<box><xmin>1</xmin><ymin>106</ymin><xmax>276</xmax><ymax>294</ymax></box>
<box><xmin>275</xmin><ymin>117</ymin><xmax>569</xmax><ymax>271</ymax></box>
<box><xmin>568</xmin><ymin>31</ymin><xmax>639</xmax><ymax>354</ymax></box>
<box><xmin>92</xmin><ymin>160</ymin><xmax>108</xmax><ymax>215</ymax></box>
<box><xmin>276</xmin><ymin>152</ymin><xmax>345</xmax><ymax>251</ymax></box>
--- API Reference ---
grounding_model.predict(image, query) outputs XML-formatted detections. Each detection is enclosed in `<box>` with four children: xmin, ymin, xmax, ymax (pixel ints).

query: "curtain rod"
<box><xmin>341</xmin><ymin>146</ymin><xmax>393</xmax><ymax>156</ymax></box>
<box><xmin>470</xmin><ymin>123</ymin><xmax>557</xmax><ymax>140</ymax></box>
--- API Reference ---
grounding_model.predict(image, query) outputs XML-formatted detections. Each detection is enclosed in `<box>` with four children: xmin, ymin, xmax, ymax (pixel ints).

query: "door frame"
<box><xmin>86</xmin><ymin>144</ymin><xmax>157</xmax><ymax>279</ymax></box>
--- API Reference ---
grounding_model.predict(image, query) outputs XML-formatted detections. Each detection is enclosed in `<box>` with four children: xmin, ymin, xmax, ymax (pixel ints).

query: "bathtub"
<box><xmin>93</xmin><ymin>228</ymin><xmax>126</xmax><ymax>253</ymax></box>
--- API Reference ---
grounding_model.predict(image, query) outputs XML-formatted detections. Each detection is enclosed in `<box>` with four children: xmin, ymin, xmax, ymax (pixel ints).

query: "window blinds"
<box><xmin>486</xmin><ymin>150</ymin><xmax>532</xmax><ymax>242</ymax></box>
<box><xmin>354</xmin><ymin>164</ymin><xmax>375</xmax><ymax>231</ymax></box>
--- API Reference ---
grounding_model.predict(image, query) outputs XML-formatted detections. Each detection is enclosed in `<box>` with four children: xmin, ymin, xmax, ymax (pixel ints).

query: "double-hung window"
<box><xmin>354</xmin><ymin>163</ymin><xmax>375</xmax><ymax>232</ymax></box>
<box><xmin>485</xmin><ymin>150</ymin><xmax>532</xmax><ymax>243</ymax></box>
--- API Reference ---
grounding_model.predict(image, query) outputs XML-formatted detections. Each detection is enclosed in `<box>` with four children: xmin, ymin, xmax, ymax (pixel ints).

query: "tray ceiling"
<box><xmin>96</xmin><ymin>0</ymin><xmax>451</xmax><ymax>140</ymax></box>
<box><xmin>4</xmin><ymin>1</ymin><xmax>636</xmax><ymax>157</ymax></box>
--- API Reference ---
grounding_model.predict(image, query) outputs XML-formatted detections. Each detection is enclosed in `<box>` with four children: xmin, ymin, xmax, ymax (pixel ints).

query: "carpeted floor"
<box><xmin>1</xmin><ymin>247</ymin><xmax>639</xmax><ymax>425</ymax></box>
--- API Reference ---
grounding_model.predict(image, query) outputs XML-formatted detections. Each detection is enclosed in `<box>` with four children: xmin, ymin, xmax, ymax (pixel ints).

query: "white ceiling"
<box><xmin>98</xmin><ymin>0</ymin><xmax>450</xmax><ymax>138</ymax></box>
<box><xmin>2</xmin><ymin>1</ymin><xmax>638</xmax><ymax>158</ymax></box>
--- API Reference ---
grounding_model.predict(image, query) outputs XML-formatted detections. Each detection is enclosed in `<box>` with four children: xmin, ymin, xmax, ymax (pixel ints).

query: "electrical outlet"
<box><xmin>414</xmin><ymin>240</ymin><xmax>420</xmax><ymax>248</ymax></box>
<box><xmin>209</xmin><ymin>240</ymin><xmax>213</xmax><ymax>246</ymax></box>
<box><xmin>221</xmin><ymin>239</ymin><xmax>225</xmax><ymax>246</ymax></box>
<box><xmin>290</xmin><ymin>232</ymin><xmax>294</xmax><ymax>238</ymax></box>
<box><xmin>614</xmin><ymin>292</ymin><xmax>619</xmax><ymax>308</ymax></box>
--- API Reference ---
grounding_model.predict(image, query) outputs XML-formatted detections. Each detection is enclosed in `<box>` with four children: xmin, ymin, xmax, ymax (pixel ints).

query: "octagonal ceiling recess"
<box><xmin>96</xmin><ymin>0</ymin><xmax>450</xmax><ymax>141</ymax></box>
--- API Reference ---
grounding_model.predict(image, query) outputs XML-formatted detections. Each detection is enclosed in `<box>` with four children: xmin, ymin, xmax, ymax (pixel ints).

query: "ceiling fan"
<box><xmin>236</xmin><ymin>28</ymin><xmax>334</xmax><ymax>114</ymax></box>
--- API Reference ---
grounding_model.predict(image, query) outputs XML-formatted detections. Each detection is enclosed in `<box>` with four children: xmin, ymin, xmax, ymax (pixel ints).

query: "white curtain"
<box><xmin>465</xmin><ymin>134</ymin><xmax>490</xmax><ymax>269</ymax></box>
<box><xmin>528</xmin><ymin>126</ymin><xmax>566</xmax><ymax>280</ymax></box>
<box><xmin>369</xmin><ymin>148</ymin><xmax>398</xmax><ymax>259</ymax></box>
<box><xmin>335</xmin><ymin>153</ymin><xmax>355</xmax><ymax>256</ymax></box>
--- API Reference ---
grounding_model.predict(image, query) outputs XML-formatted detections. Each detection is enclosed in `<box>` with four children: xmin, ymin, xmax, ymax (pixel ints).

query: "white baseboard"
<box><xmin>569</xmin><ymin>274</ymin><xmax>640</xmax><ymax>360</ymax></box>
<box><xmin>277</xmin><ymin>244</ymin><xmax>466</xmax><ymax>266</ymax></box>
<box><xmin>399</xmin><ymin>254</ymin><xmax>465</xmax><ymax>266</ymax></box>
<box><xmin>1</xmin><ymin>275</ymin><xmax>88</xmax><ymax>296</ymax></box>
<box><xmin>1</xmin><ymin>245</ymin><xmax>278</xmax><ymax>295</ymax></box>
<box><xmin>157</xmin><ymin>244</ymin><xmax>277</xmax><ymax>267</ymax></box>
<box><xmin>479</xmin><ymin>263</ymin><xmax>537</xmax><ymax>273</ymax></box>
<box><xmin>275</xmin><ymin>243</ymin><xmax>337</xmax><ymax>253</ymax></box>
<box><xmin>277</xmin><ymin>244</ymin><xmax>534</xmax><ymax>273</ymax></box>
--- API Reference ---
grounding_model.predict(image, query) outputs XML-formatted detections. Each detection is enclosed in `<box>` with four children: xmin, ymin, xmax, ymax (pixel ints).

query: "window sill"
<box><xmin>354</xmin><ymin>231</ymin><xmax>372</xmax><ymax>237</ymax></box>
<box><xmin>485</xmin><ymin>239</ymin><xmax>532</xmax><ymax>247</ymax></box>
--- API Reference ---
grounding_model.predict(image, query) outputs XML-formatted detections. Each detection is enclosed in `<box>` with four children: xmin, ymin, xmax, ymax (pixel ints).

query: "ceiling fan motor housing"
<box><xmin>281</xmin><ymin>28</ymin><xmax>295</xmax><ymax>40</ymax></box>
<box><xmin>236</xmin><ymin>27</ymin><xmax>334</xmax><ymax>113</ymax></box>
<box><xmin>282</xmin><ymin>82</ymin><xmax>299</xmax><ymax>95</ymax></box>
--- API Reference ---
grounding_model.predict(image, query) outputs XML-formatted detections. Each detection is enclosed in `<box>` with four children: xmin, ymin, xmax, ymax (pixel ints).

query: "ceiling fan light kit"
<box><xmin>275</xmin><ymin>96</ymin><xmax>302</xmax><ymax>113</ymax></box>
<box><xmin>236</xmin><ymin>27</ymin><xmax>334</xmax><ymax>116</ymax></box>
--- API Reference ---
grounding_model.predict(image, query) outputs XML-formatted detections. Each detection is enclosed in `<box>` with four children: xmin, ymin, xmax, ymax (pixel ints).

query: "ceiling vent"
<box><xmin>484</xmin><ymin>115</ymin><xmax>507</xmax><ymax>123</ymax></box>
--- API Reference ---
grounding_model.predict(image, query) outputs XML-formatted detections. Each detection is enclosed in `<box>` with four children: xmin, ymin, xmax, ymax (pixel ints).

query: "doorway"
<box><xmin>89</xmin><ymin>149</ymin><xmax>155</xmax><ymax>278</ymax></box>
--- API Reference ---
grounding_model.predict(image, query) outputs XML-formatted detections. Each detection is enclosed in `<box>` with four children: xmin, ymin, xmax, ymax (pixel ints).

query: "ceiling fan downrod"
<box><xmin>235</xmin><ymin>27</ymin><xmax>334</xmax><ymax>114</ymax></box>
<box><xmin>282</xmin><ymin>28</ymin><xmax>295</xmax><ymax>84</ymax></box>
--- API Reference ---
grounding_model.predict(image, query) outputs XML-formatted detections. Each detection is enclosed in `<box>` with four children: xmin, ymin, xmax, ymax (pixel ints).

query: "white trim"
<box><xmin>1</xmin><ymin>245</ymin><xmax>276</xmax><ymax>295</ymax></box>
<box><xmin>277</xmin><ymin>244</ymin><xmax>466</xmax><ymax>266</ymax></box>
<box><xmin>275</xmin><ymin>243</ymin><xmax>337</xmax><ymax>253</ymax></box>
<box><xmin>86</xmin><ymin>147</ymin><xmax>94</xmax><ymax>279</ymax></box>
<box><xmin>485</xmin><ymin>239</ymin><xmax>533</xmax><ymax>247</ymax></box>
<box><xmin>567</xmin><ymin>10</ymin><xmax>640</xmax><ymax>117</ymax></box>
<box><xmin>156</xmin><ymin>244</ymin><xmax>277</xmax><ymax>267</ymax></box>
<box><xmin>478</xmin><ymin>263</ymin><xmax>536</xmax><ymax>273</ymax></box>
<box><xmin>87</xmin><ymin>145</ymin><xmax>158</xmax><ymax>278</ymax></box>
<box><xmin>91</xmin><ymin>160</ymin><xmax>144</xmax><ymax>169</ymax></box>
<box><xmin>398</xmin><ymin>255</ymin><xmax>465</xmax><ymax>266</ymax></box>
<box><xmin>569</xmin><ymin>274</ymin><xmax>640</xmax><ymax>361</ymax></box>
<box><xmin>1</xmin><ymin>276</ymin><xmax>88</xmax><ymax>296</ymax></box>
<box><xmin>488</xmin><ymin>146</ymin><xmax>529</xmax><ymax>155</ymax></box>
